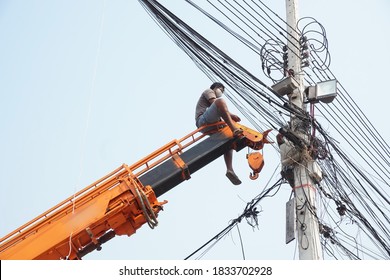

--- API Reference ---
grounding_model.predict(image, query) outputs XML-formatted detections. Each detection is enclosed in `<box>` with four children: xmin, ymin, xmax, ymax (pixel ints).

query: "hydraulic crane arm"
<box><xmin>0</xmin><ymin>123</ymin><xmax>271</xmax><ymax>260</ymax></box>
<box><xmin>140</xmin><ymin>123</ymin><xmax>271</xmax><ymax>197</ymax></box>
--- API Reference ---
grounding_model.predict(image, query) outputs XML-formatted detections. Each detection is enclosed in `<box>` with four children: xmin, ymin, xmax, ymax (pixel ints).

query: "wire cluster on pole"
<box><xmin>138</xmin><ymin>0</ymin><xmax>390</xmax><ymax>259</ymax></box>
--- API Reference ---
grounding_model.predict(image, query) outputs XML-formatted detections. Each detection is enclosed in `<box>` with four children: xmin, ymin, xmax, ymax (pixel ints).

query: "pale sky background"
<box><xmin>0</xmin><ymin>0</ymin><xmax>389</xmax><ymax>260</ymax></box>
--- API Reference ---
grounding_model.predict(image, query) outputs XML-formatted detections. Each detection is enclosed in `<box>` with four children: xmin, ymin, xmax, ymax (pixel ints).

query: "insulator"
<box><xmin>283</xmin><ymin>45</ymin><xmax>288</xmax><ymax>52</ymax></box>
<box><xmin>301</xmin><ymin>43</ymin><xmax>309</xmax><ymax>50</ymax></box>
<box><xmin>302</xmin><ymin>60</ymin><xmax>310</xmax><ymax>68</ymax></box>
<box><xmin>301</xmin><ymin>51</ymin><xmax>310</xmax><ymax>58</ymax></box>
<box><xmin>337</xmin><ymin>204</ymin><xmax>347</xmax><ymax>216</ymax></box>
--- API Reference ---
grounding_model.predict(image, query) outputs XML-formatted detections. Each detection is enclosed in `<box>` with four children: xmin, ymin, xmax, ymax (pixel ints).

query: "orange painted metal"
<box><xmin>0</xmin><ymin>123</ymin><xmax>271</xmax><ymax>260</ymax></box>
<box><xmin>247</xmin><ymin>152</ymin><xmax>264</xmax><ymax>180</ymax></box>
<box><xmin>0</xmin><ymin>165</ymin><xmax>167</xmax><ymax>260</ymax></box>
<box><xmin>0</xmin><ymin>125</ymin><xmax>212</xmax><ymax>260</ymax></box>
<box><xmin>172</xmin><ymin>154</ymin><xmax>191</xmax><ymax>180</ymax></box>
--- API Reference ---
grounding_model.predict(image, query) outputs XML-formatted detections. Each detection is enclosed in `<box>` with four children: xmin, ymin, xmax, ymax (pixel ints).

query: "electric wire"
<box><xmin>184</xmin><ymin>178</ymin><xmax>283</xmax><ymax>260</ymax></box>
<box><xmin>304</xmin><ymin>66</ymin><xmax>390</xmax><ymax>171</ymax></box>
<box><xmin>139</xmin><ymin>0</ymin><xmax>390</xmax><ymax>260</ymax></box>
<box><xmin>66</xmin><ymin>0</ymin><xmax>106</xmax><ymax>260</ymax></box>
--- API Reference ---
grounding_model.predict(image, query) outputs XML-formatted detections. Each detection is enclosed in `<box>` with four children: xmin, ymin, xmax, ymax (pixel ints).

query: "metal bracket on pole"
<box><xmin>286</xmin><ymin>198</ymin><xmax>296</xmax><ymax>244</ymax></box>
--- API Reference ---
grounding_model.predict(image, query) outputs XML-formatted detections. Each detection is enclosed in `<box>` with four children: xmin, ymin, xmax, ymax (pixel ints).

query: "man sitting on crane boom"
<box><xmin>195</xmin><ymin>82</ymin><xmax>243</xmax><ymax>185</ymax></box>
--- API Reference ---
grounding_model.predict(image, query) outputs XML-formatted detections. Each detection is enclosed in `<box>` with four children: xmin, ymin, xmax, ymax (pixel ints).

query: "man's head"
<box><xmin>210</xmin><ymin>82</ymin><xmax>225</xmax><ymax>91</ymax></box>
<box><xmin>210</xmin><ymin>82</ymin><xmax>225</xmax><ymax>98</ymax></box>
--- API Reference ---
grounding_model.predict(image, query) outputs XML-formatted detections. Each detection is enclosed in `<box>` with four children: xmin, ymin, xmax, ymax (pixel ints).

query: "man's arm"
<box><xmin>230</xmin><ymin>113</ymin><xmax>241</xmax><ymax>122</ymax></box>
<box><xmin>208</xmin><ymin>97</ymin><xmax>241</xmax><ymax>122</ymax></box>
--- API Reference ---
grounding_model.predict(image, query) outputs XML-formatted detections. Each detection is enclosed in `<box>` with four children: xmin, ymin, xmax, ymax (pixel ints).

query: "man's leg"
<box><xmin>214</xmin><ymin>98</ymin><xmax>240</xmax><ymax>134</ymax></box>
<box><xmin>224</xmin><ymin>149</ymin><xmax>242</xmax><ymax>185</ymax></box>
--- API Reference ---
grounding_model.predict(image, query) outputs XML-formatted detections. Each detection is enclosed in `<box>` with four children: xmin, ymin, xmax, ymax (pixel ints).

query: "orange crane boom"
<box><xmin>0</xmin><ymin>123</ymin><xmax>271</xmax><ymax>260</ymax></box>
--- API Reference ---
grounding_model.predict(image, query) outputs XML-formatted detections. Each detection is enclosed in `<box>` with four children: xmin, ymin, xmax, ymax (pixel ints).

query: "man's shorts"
<box><xmin>196</xmin><ymin>102</ymin><xmax>222</xmax><ymax>133</ymax></box>
<box><xmin>196</xmin><ymin>102</ymin><xmax>220</xmax><ymax>127</ymax></box>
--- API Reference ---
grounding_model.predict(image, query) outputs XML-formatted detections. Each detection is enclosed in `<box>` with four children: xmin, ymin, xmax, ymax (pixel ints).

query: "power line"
<box><xmin>185</xmin><ymin>178</ymin><xmax>282</xmax><ymax>260</ymax></box>
<box><xmin>138</xmin><ymin>0</ymin><xmax>390</xmax><ymax>259</ymax></box>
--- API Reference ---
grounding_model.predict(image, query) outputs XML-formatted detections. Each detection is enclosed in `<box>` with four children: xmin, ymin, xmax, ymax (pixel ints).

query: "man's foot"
<box><xmin>233</xmin><ymin>128</ymin><xmax>244</xmax><ymax>137</ymax></box>
<box><xmin>226</xmin><ymin>170</ymin><xmax>242</xmax><ymax>185</ymax></box>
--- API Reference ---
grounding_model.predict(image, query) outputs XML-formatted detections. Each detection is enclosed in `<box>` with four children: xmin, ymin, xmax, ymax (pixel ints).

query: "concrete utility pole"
<box><xmin>285</xmin><ymin>0</ymin><xmax>323</xmax><ymax>260</ymax></box>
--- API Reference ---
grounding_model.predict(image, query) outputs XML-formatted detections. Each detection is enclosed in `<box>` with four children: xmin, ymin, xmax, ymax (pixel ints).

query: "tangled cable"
<box><xmin>184</xmin><ymin>178</ymin><xmax>282</xmax><ymax>260</ymax></box>
<box><xmin>139</xmin><ymin>0</ymin><xmax>390</xmax><ymax>259</ymax></box>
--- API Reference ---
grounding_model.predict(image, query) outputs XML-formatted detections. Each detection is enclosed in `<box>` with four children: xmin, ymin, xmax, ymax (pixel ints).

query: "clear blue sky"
<box><xmin>0</xmin><ymin>0</ymin><xmax>389</xmax><ymax>260</ymax></box>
